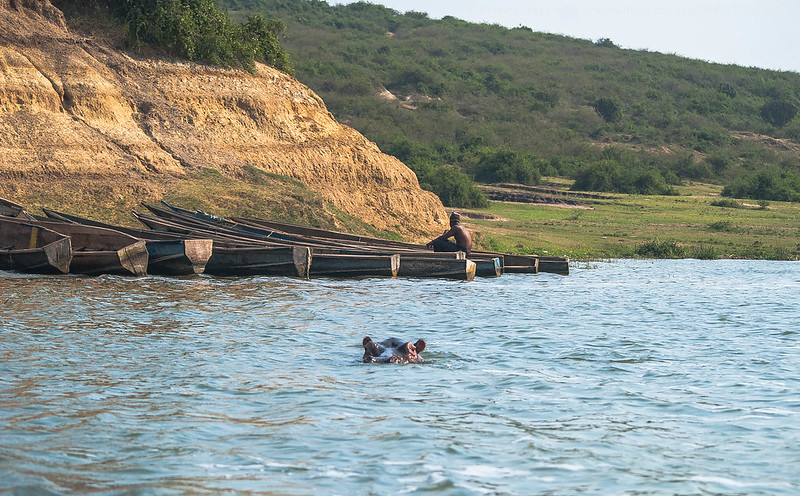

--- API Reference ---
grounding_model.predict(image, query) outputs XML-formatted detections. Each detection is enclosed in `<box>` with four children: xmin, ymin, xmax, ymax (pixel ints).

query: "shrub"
<box><xmin>760</xmin><ymin>100</ymin><xmax>798</xmax><ymax>127</ymax></box>
<box><xmin>594</xmin><ymin>38</ymin><xmax>617</xmax><ymax>48</ymax></box>
<box><xmin>688</xmin><ymin>244</ymin><xmax>719</xmax><ymax>260</ymax></box>
<box><xmin>571</xmin><ymin>160</ymin><xmax>674</xmax><ymax>195</ymax></box>
<box><xmin>722</xmin><ymin>167</ymin><xmax>800</xmax><ymax>202</ymax></box>
<box><xmin>635</xmin><ymin>239</ymin><xmax>685</xmax><ymax>258</ymax></box>
<box><xmin>593</xmin><ymin>97</ymin><xmax>622</xmax><ymax>123</ymax></box>
<box><xmin>66</xmin><ymin>0</ymin><xmax>293</xmax><ymax>73</ymax></box>
<box><xmin>708</xmin><ymin>220</ymin><xmax>735</xmax><ymax>232</ymax></box>
<box><xmin>473</xmin><ymin>148</ymin><xmax>542</xmax><ymax>185</ymax></box>
<box><xmin>710</xmin><ymin>198</ymin><xmax>741</xmax><ymax>208</ymax></box>
<box><xmin>419</xmin><ymin>166</ymin><xmax>488</xmax><ymax>208</ymax></box>
<box><xmin>717</xmin><ymin>82</ymin><xmax>736</xmax><ymax>98</ymax></box>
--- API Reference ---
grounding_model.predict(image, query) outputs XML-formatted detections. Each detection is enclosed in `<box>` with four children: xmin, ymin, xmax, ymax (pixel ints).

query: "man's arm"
<box><xmin>426</xmin><ymin>228</ymin><xmax>455</xmax><ymax>248</ymax></box>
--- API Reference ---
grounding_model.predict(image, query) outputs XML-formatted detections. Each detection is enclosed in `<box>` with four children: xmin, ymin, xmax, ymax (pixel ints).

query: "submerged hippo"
<box><xmin>362</xmin><ymin>336</ymin><xmax>426</xmax><ymax>364</ymax></box>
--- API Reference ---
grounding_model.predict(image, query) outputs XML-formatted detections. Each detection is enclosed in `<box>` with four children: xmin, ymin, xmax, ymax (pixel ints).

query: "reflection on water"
<box><xmin>2</xmin><ymin>260</ymin><xmax>799</xmax><ymax>495</ymax></box>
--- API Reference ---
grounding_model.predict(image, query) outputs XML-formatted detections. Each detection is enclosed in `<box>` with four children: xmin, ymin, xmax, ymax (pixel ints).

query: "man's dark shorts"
<box><xmin>431</xmin><ymin>238</ymin><xmax>469</xmax><ymax>255</ymax></box>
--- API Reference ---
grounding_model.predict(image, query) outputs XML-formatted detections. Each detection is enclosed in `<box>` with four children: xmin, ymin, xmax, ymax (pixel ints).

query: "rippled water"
<box><xmin>2</xmin><ymin>260</ymin><xmax>799</xmax><ymax>495</ymax></box>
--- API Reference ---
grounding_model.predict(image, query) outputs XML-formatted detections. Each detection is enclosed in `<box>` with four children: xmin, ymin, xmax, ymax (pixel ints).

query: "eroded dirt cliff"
<box><xmin>0</xmin><ymin>0</ymin><xmax>447</xmax><ymax>238</ymax></box>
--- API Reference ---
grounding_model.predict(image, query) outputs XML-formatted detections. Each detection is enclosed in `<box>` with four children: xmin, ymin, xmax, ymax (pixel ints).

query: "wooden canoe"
<box><xmin>25</xmin><ymin>219</ymin><xmax>148</xmax><ymax>276</ymax></box>
<box><xmin>533</xmin><ymin>256</ymin><xmax>571</xmax><ymax>275</ymax></box>
<box><xmin>493</xmin><ymin>253</ymin><xmax>539</xmax><ymax>274</ymax></box>
<box><xmin>0</xmin><ymin>197</ymin><xmax>37</xmax><ymax>220</ymax></box>
<box><xmin>393</xmin><ymin>254</ymin><xmax>476</xmax><ymax>281</ymax></box>
<box><xmin>470</xmin><ymin>256</ymin><xmax>503</xmax><ymax>277</ymax></box>
<box><xmin>41</xmin><ymin>209</ymin><xmax>212</xmax><ymax>276</ymax></box>
<box><xmin>0</xmin><ymin>217</ymin><xmax>72</xmax><ymax>274</ymax></box>
<box><xmin>205</xmin><ymin>245</ymin><xmax>311</xmax><ymax>278</ymax></box>
<box><xmin>233</xmin><ymin>215</ymin><xmax>425</xmax><ymax>252</ymax></box>
<box><xmin>309</xmin><ymin>253</ymin><xmax>400</xmax><ymax>278</ymax></box>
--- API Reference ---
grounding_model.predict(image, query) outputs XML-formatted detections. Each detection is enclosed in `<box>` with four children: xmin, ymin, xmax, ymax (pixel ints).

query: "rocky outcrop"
<box><xmin>0</xmin><ymin>0</ymin><xmax>64</xmax><ymax>28</ymax></box>
<box><xmin>0</xmin><ymin>0</ymin><xmax>447</xmax><ymax>238</ymax></box>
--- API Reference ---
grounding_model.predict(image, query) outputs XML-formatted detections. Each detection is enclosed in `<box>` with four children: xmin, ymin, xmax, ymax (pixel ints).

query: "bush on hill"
<box><xmin>760</xmin><ymin>100</ymin><xmax>798</xmax><ymax>128</ymax></box>
<box><xmin>722</xmin><ymin>167</ymin><xmax>800</xmax><ymax>202</ymax></box>
<box><xmin>55</xmin><ymin>0</ymin><xmax>292</xmax><ymax>73</ymax></box>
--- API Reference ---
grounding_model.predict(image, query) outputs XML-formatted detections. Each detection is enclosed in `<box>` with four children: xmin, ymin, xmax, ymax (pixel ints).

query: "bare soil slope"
<box><xmin>0</xmin><ymin>0</ymin><xmax>447</xmax><ymax>238</ymax></box>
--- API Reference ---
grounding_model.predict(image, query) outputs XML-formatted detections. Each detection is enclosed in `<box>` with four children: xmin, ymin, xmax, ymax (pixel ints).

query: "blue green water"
<box><xmin>1</xmin><ymin>259</ymin><xmax>799</xmax><ymax>495</ymax></box>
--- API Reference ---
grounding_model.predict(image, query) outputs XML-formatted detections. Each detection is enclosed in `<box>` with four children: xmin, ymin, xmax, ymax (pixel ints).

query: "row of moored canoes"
<box><xmin>0</xmin><ymin>198</ymin><xmax>569</xmax><ymax>279</ymax></box>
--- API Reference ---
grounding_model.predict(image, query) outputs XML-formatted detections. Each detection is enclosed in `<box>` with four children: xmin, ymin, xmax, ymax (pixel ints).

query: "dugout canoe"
<box><xmin>42</xmin><ymin>209</ymin><xmax>212</xmax><ymax>276</ymax></box>
<box><xmin>131</xmin><ymin>212</ymin><xmax>313</xmax><ymax>278</ymax></box>
<box><xmin>204</xmin><ymin>245</ymin><xmax>311</xmax><ymax>278</ymax></box>
<box><xmin>157</xmin><ymin>202</ymin><xmax>413</xmax><ymax>258</ymax></box>
<box><xmin>25</xmin><ymin>219</ymin><xmax>148</xmax><ymax>276</ymax></box>
<box><xmin>0</xmin><ymin>198</ymin><xmax>34</xmax><ymax>220</ymax></box>
<box><xmin>396</xmin><ymin>254</ymin><xmax>476</xmax><ymax>281</ymax></box>
<box><xmin>309</xmin><ymin>253</ymin><xmax>400</xmax><ymax>278</ymax></box>
<box><xmin>469</xmin><ymin>256</ymin><xmax>503</xmax><ymax>277</ymax></box>
<box><xmin>145</xmin><ymin>202</ymin><xmax>327</xmax><ymax>246</ymax></box>
<box><xmin>234</xmin><ymin>215</ymin><xmax>428</xmax><ymax>252</ymax></box>
<box><xmin>492</xmin><ymin>253</ymin><xmax>539</xmax><ymax>274</ymax></box>
<box><xmin>470</xmin><ymin>251</ymin><xmax>570</xmax><ymax>275</ymax></box>
<box><xmin>533</xmin><ymin>256</ymin><xmax>570</xmax><ymax>275</ymax></box>
<box><xmin>0</xmin><ymin>217</ymin><xmax>72</xmax><ymax>274</ymax></box>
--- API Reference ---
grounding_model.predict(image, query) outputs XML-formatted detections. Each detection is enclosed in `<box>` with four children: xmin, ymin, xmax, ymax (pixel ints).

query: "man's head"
<box><xmin>449</xmin><ymin>211</ymin><xmax>461</xmax><ymax>226</ymax></box>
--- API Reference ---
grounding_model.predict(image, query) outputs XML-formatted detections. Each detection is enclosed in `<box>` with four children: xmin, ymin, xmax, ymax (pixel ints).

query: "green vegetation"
<box><xmin>55</xmin><ymin>0</ymin><xmax>292</xmax><ymax>73</ymax></box>
<box><xmin>722</xmin><ymin>167</ymin><xmax>800</xmax><ymax>202</ymax></box>
<box><xmin>635</xmin><ymin>239</ymin><xmax>686</xmax><ymax>258</ymax></box>
<box><xmin>215</xmin><ymin>0</ymin><xmax>800</xmax><ymax>206</ymax></box>
<box><xmin>710</xmin><ymin>198</ymin><xmax>742</xmax><ymax>208</ymax></box>
<box><xmin>466</xmin><ymin>181</ymin><xmax>800</xmax><ymax>261</ymax></box>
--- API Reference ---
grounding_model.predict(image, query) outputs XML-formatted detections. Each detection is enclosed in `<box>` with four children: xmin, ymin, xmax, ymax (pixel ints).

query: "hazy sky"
<box><xmin>328</xmin><ymin>0</ymin><xmax>799</xmax><ymax>73</ymax></box>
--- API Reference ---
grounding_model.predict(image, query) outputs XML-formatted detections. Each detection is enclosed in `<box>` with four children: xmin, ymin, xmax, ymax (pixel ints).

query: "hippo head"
<box><xmin>362</xmin><ymin>336</ymin><xmax>427</xmax><ymax>364</ymax></box>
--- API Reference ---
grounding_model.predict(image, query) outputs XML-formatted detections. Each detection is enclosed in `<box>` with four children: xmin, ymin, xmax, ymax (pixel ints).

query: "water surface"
<box><xmin>2</xmin><ymin>260</ymin><xmax>799</xmax><ymax>495</ymax></box>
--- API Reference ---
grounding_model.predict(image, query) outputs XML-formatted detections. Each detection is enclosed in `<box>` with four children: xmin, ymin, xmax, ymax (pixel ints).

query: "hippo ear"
<box><xmin>399</xmin><ymin>342</ymin><xmax>412</xmax><ymax>354</ymax></box>
<box><xmin>414</xmin><ymin>339</ymin><xmax>426</xmax><ymax>353</ymax></box>
<box><xmin>363</xmin><ymin>337</ymin><xmax>382</xmax><ymax>357</ymax></box>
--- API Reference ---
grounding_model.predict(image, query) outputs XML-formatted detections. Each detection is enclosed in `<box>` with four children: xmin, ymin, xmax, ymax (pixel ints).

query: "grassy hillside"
<box><xmin>217</xmin><ymin>0</ymin><xmax>800</xmax><ymax>206</ymax></box>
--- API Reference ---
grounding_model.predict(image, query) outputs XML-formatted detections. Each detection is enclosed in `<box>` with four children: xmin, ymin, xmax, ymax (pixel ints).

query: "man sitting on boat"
<box><xmin>426</xmin><ymin>212</ymin><xmax>472</xmax><ymax>255</ymax></box>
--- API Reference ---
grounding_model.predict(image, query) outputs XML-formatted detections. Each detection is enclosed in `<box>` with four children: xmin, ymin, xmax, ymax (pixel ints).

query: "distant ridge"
<box><xmin>218</xmin><ymin>0</ymin><xmax>800</xmax><ymax>203</ymax></box>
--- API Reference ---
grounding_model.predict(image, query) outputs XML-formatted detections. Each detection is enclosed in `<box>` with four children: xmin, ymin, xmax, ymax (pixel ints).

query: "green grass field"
<box><xmin>466</xmin><ymin>181</ymin><xmax>800</xmax><ymax>261</ymax></box>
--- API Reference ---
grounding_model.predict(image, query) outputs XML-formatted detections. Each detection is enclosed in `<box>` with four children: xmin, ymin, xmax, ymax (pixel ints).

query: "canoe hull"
<box><xmin>310</xmin><ymin>253</ymin><xmax>400</xmax><ymax>278</ymax></box>
<box><xmin>146</xmin><ymin>239</ymin><xmax>212</xmax><ymax>275</ymax></box>
<box><xmin>205</xmin><ymin>245</ymin><xmax>311</xmax><ymax>278</ymax></box>
<box><xmin>42</xmin><ymin>208</ymin><xmax>211</xmax><ymax>276</ymax></box>
<box><xmin>0</xmin><ymin>219</ymin><xmax>73</xmax><ymax>274</ymax></box>
<box><xmin>24</xmin><ymin>220</ymin><xmax>149</xmax><ymax>276</ymax></box>
<box><xmin>70</xmin><ymin>240</ymin><xmax>149</xmax><ymax>276</ymax></box>
<box><xmin>535</xmin><ymin>256</ymin><xmax>570</xmax><ymax>275</ymax></box>
<box><xmin>397</xmin><ymin>256</ymin><xmax>476</xmax><ymax>281</ymax></box>
<box><xmin>471</xmin><ymin>257</ymin><xmax>502</xmax><ymax>277</ymax></box>
<box><xmin>0</xmin><ymin>240</ymin><xmax>72</xmax><ymax>274</ymax></box>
